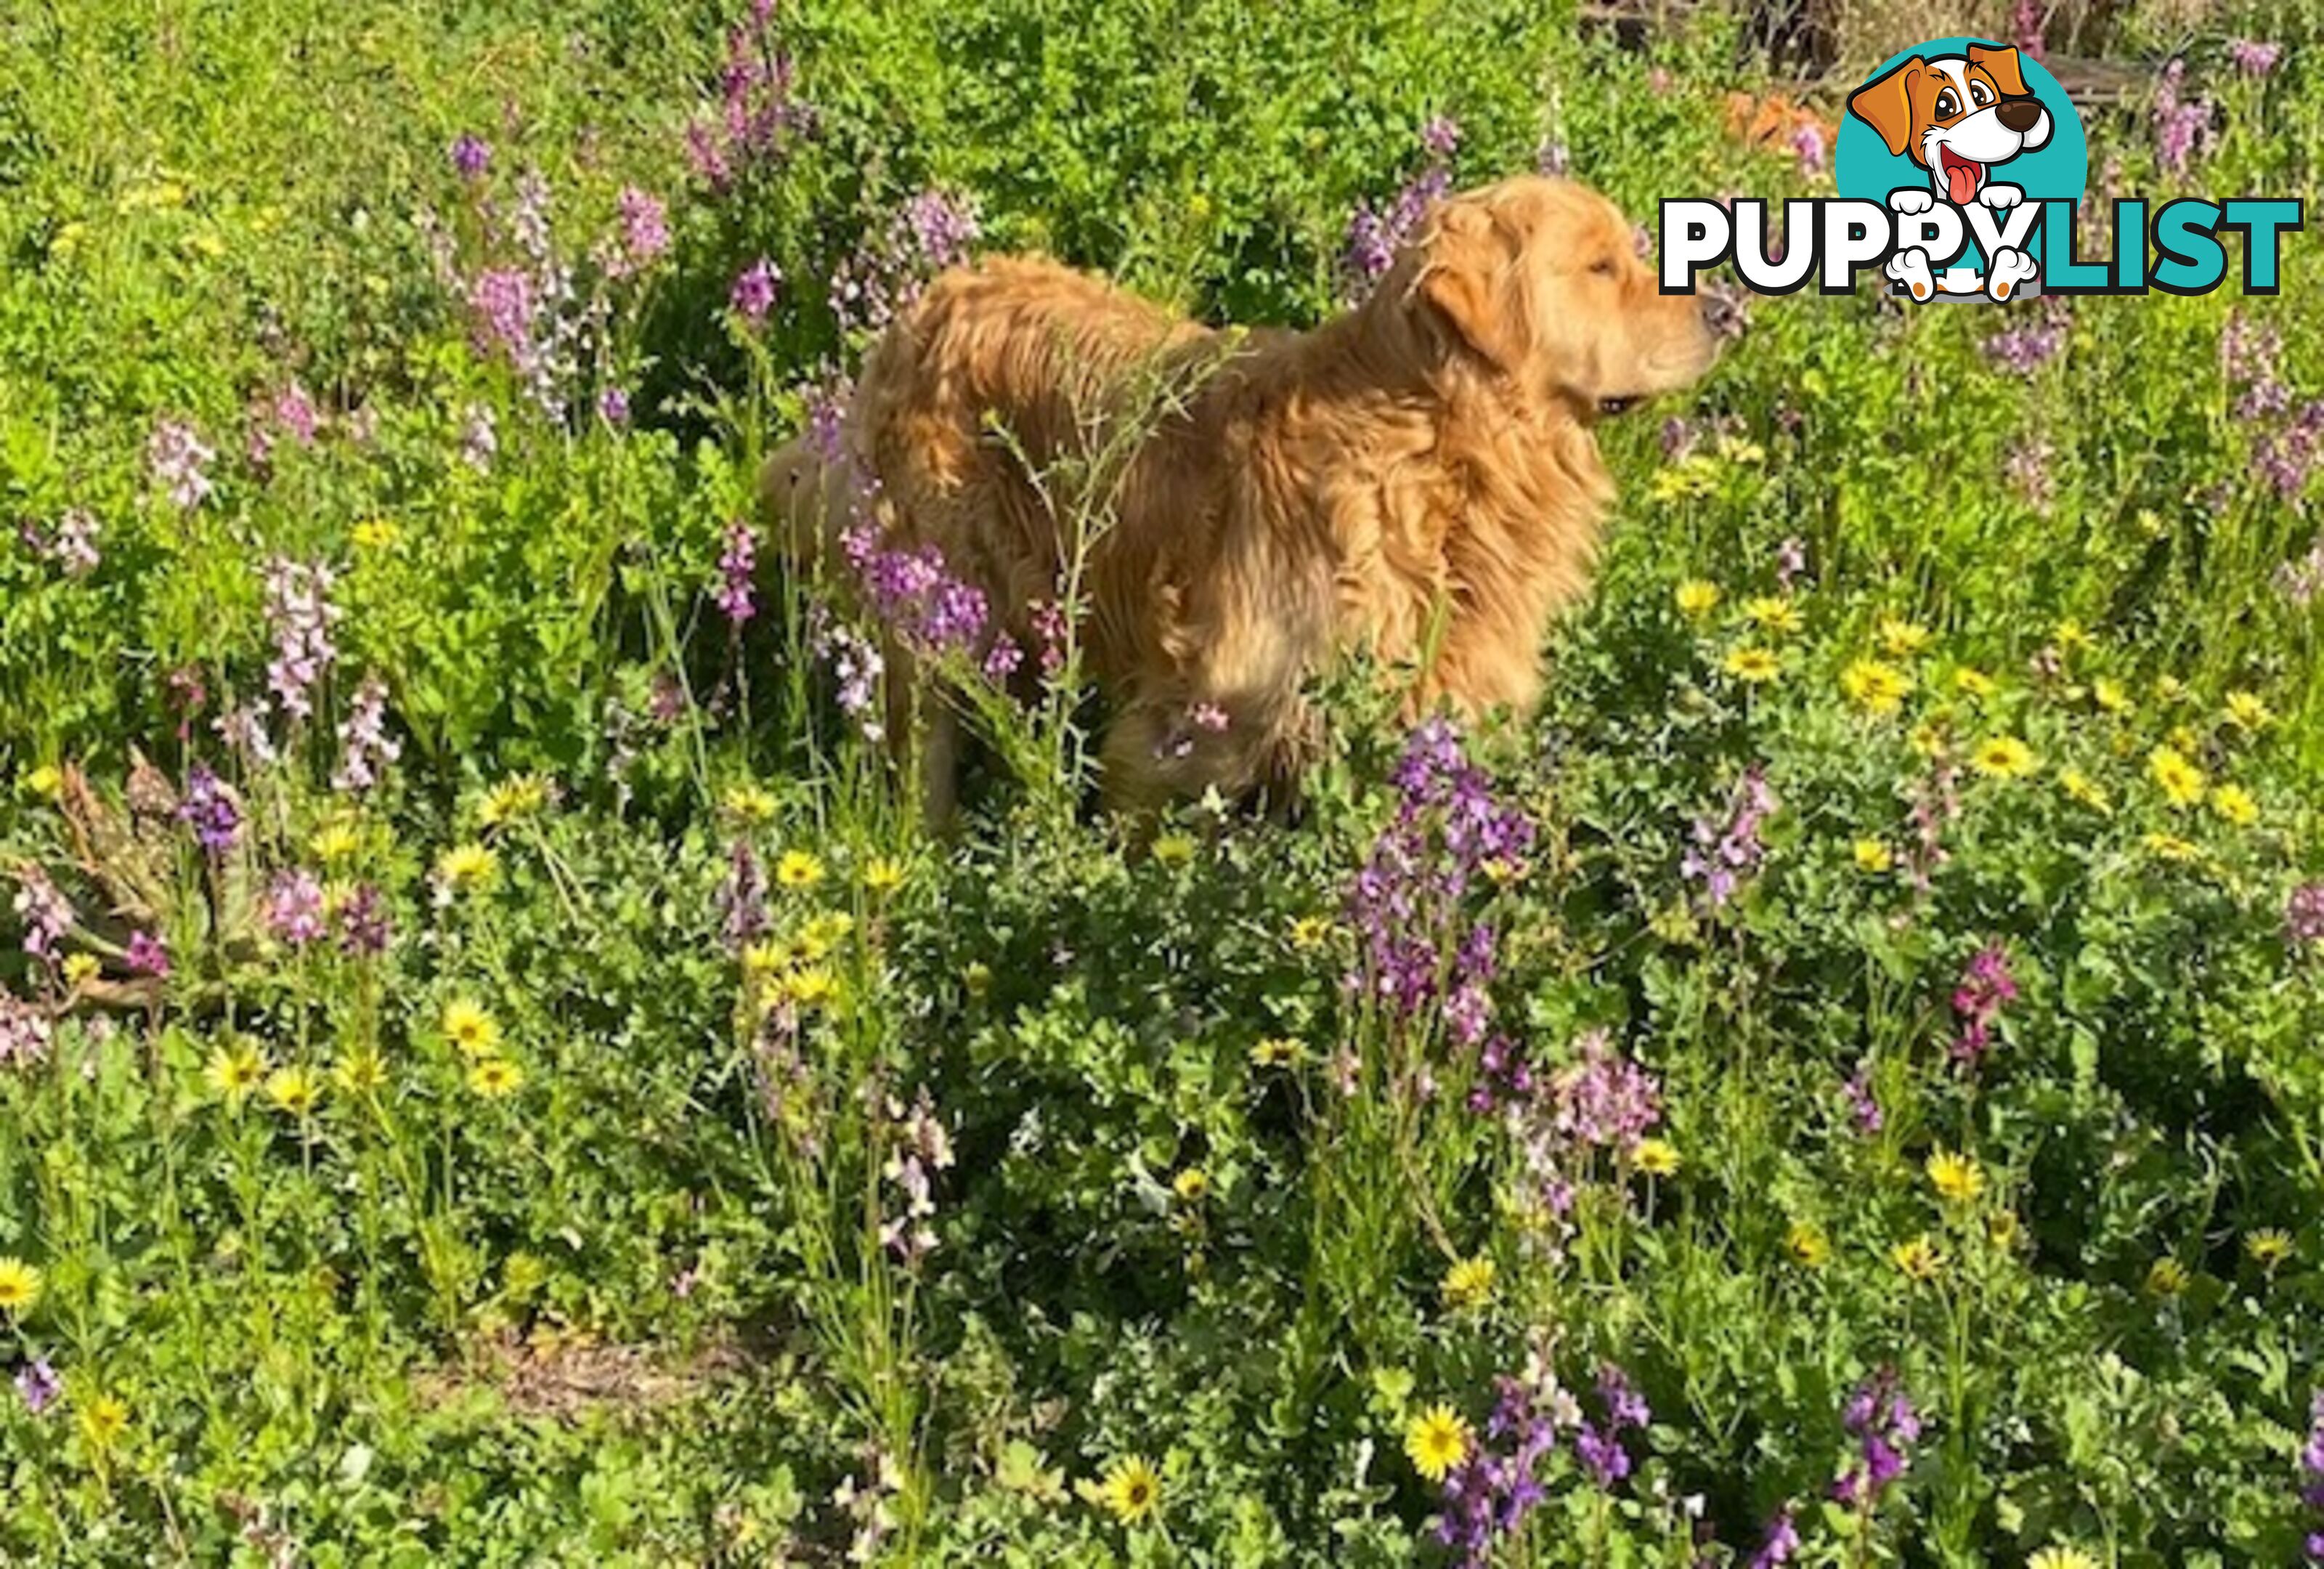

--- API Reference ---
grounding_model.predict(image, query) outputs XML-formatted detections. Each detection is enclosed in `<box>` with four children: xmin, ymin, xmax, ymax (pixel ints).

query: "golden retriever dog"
<box><xmin>766</xmin><ymin>176</ymin><xmax>1720</xmax><ymax>820</ymax></box>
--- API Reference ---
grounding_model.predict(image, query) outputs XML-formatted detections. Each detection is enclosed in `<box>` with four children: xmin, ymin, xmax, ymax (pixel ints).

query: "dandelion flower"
<box><xmin>2058</xmin><ymin>769</ymin><xmax>2111</xmax><ymax>814</ymax></box>
<box><xmin>1876</xmin><ymin>616</ymin><xmax>1931</xmax><ymax>657</ymax></box>
<box><xmin>2052</xmin><ymin>620</ymin><xmax>2093</xmax><ymax>654</ymax></box>
<box><xmin>1096</xmin><ymin>1455</ymin><xmax>1163</xmax><ymax>1525</ymax></box>
<box><xmin>1841</xmin><ymin>659</ymin><xmax>1914</xmax><ymax>715</ymax></box>
<box><xmin>1925</xmin><ymin>1150</ymin><xmax>1985</xmax><ymax>1204</ymax></box>
<box><xmin>1633</xmin><ymin>1138</ymin><xmax>1681</xmax><ymax>1177</ymax></box>
<box><xmin>861</xmin><ymin>856</ymin><xmax>907</xmax><ymax>894</ymax></box>
<box><xmin>60</xmin><ymin>953</ymin><xmax>100</xmax><ymax>988</ymax></box>
<box><xmin>478</xmin><ymin>774</ymin><xmax>550</xmax><ymax>828</ymax></box>
<box><xmin>0</xmin><ymin>1257</ymin><xmax>43</xmax><ymax>1315</ymax></box>
<box><xmin>1853</xmin><ymin>839</ymin><xmax>1893</xmax><ymax>873</ymax></box>
<box><xmin>1442</xmin><ymin>1255</ymin><xmax>1495</xmax><ymax>1310</ymax></box>
<box><xmin>1954</xmin><ymin>667</ymin><xmax>1997</xmax><ymax>699</ymax></box>
<box><xmin>2244</xmin><ymin>1229</ymin><xmax>2293</xmax><ymax>1270</ymax></box>
<box><xmin>204</xmin><ymin>1042</ymin><xmax>267</xmax><ymax>1103</ymax></box>
<box><xmin>352</xmin><ymin>517</ymin><xmax>400</xmax><ymax>550</ymax></box>
<box><xmin>774</xmin><ymin>849</ymin><xmax>824</xmax><ymax>889</ymax></box>
<box><xmin>332</xmin><ymin>1049</ymin><xmax>386</xmax><ymax>1095</ymax></box>
<box><xmin>2145</xmin><ymin>1256</ymin><xmax>2188</xmax><ymax>1296</ymax></box>
<box><xmin>467</xmin><ymin>1058</ymin><xmax>525</xmax><ymax>1099</ymax></box>
<box><xmin>2091</xmin><ymin>676</ymin><xmax>2132</xmax><ymax>715</ymax></box>
<box><xmin>1723</xmin><ymin>646</ymin><xmax>1781</xmax><ymax>684</ymax></box>
<box><xmin>1986</xmin><ymin>1209</ymin><xmax>2020</xmax><ymax>1249</ymax></box>
<box><xmin>780</xmin><ymin>968</ymin><xmax>835</xmax><ymax>1009</ymax></box>
<box><xmin>1405</xmin><ymin>1405</ymin><xmax>1471</xmax><ymax>1483</ymax></box>
<box><xmin>310</xmin><ymin>821</ymin><xmax>364</xmax><ymax>862</ymax></box>
<box><xmin>1674</xmin><ymin>580</ymin><xmax>1720</xmax><ymax>617</ymax></box>
<box><xmin>1785</xmin><ymin>1221</ymin><xmax>1831</xmax><ymax>1268</ymax></box>
<box><xmin>441</xmin><ymin>1000</ymin><xmax>502</xmax><ymax>1058</ymax></box>
<box><xmin>1891</xmin><ymin>1235</ymin><xmax>1943</xmax><ymax>1281</ymax></box>
<box><xmin>2143</xmin><ymin>832</ymin><xmax>2201</xmax><ymax>863</ymax></box>
<box><xmin>1250</xmin><ymin>1036</ymin><xmax>1303</xmax><ymax>1067</ymax></box>
<box><xmin>1171</xmin><ymin>1167</ymin><xmax>1210</xmax><ymax>1203</ymax></box>
<box><xmin>78</xmin><ymin>1392</ymin><xmax>129</xmax><ymax>1451</ymax></box>
<box><xmin>2224</xmin><ymin>690</ymin><xmax>2274</xmax><ymax>731</ymax></box>
<box><xmin>2209</xmin><ymin>784</ymin><xmax>2258</xmax><ymax>827</ymax></box>
<box><xmin>2147</xmin><ymin>746</ymin><xmax>2205</xmax><ymax>808</ymax></box>
<box><xmin>1288</xmin><ymin>915</ymin><xmax>1331</xmax><ymax>952</ymax></box>
<box><xmin>264</xmin><ymin>1066</ymin><xmax>322</xmax><ymax>1116</ymax></box>
<box><xmin>1149</xmin><ymin>833</ymin><xmax>1196</xmax><ymax>867</ymax></box>
<box><xmin>23</xmin><ymin>764</ymin><xmax>64</xmax><ymax>799</ymax></box>
<box><xmin>1742</xmin><ymin>596</ymin><xmax>1803</xmax><ymax>636</ymax></box>
<box><xmin>723</xmin><ymin>784</ymin><xmax>778</xmax><ymax>824</ymax></box>
<box><xmin>1970</xmin><ymin>736</ymin><xmax>2037</xmax><ymax>779</ymax></box>
<box><xmin>436</xmin><ymin>842</ymin><xmax>500</xmax><ymax>891</ymax></box>
<box><xmin>2028</xmin><ymin>1546</ymin><xmax>2100</xmax><ymax>1569</ymax></box>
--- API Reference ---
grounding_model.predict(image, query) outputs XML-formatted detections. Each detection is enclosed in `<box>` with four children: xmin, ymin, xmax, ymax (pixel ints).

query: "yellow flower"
<box><xmin>1648</xmin><ymin>458</ymin><xmax>1719</xmax><ymax>502</ymax></box>
<box><xmin>2244</xmin><ymin>1229</ymin><xmax>2293</xmax><ymax>1270</ymax></box>
<box><xmin>2052</xmin><ymin>620</ymin><xmax>2094</xmax><ymax>654</ymax></box>
<box><xmin>861</xmin><ymin>856</ymin><xmax>908</xmax><ymax>894</ymax></box>
<box><xmin>467</xmin><ymin>1058</ymin><xmax>525</xmax><ymax>1099</ymax></box>
<box><xmin>1288</xmin><ymin>915</ymin><xmax>1332</xmax><ymax>952</ymax></box>
<box><xmin>1853</xmin><ymin>839</ymin><xmax>1893</xmax><ymax>873</ymax></box>
<box><xmin>722</xmin><ymin>784</ymin><xmax>778</xmax><ymax>824</ymax></box>
<box><xmin>352</xmin><ymin>517</ymin><xmax>401</xmax><ymax>550</ymax></box>
<box><xmin>1925</xmin><ymin>1150</ymin><xmax>1985</xmax><ymax>1204</ymax></box>
<box><xmin>1876</xmin><ymin>616</ymin><xmax>1932</xmax><ymax>657</ymax></box>
<box><xmin>1715</xmin><ymin>435</ymin><xmax>1765</xmax><ymax>465</ymax></box>
<box><xmin>1909</xmin><ymin>721</ymin><xmax>1947</xmax><ymax>758</ymax></box>
<box><xmin>23</xmin><ymin>763</ymin><xmax>63</xmax><ymax>799</ymax></box>
<box><xmin>1954</xmin><ymin>667</ymin><xmax>1997</xmax><ymax>700</ymax></box>
<box><xmin>1840</xmin><ymin>658</ymin><xmax>1914</xmax><ymax>715</ymax></box>
<box><xmin>264</xmin><ymin>1066</ymin><xmax>322</xmax><ymax>1116</ymax></box>
<box><xmin>1723</xmin><ymin>646</ymin><xmax>1781</xmax><ymax>684</ymax></box>
<box><xmin>478</xmin><ymin>774</ymin><xmax>550</xmax><ymax>828</ymax></box>
<box><xmin>310</xmin><ymin>821</ymin><xmax>365</xmax><ymax>862</ymax></box>
<box><xmin>1633</xmin><ymin>1138</ymin><xmax>1682</xmax><ymax>1177</ymax></box>
<box><xmin>1095</xmin><ymin>1454</ymin><xmax>1163</xmax><ymax>1525</ymax></box>
<box><xmin>1250</xmin><ymin>1036</ymin><xmax>1303</xmax><ymax>1067</ymax></box>
<box><xmin>204</xmin><ymin>1042</ymin><xmax>267</xmax><ymax>1103</ymax></box>
<box><xmin>781</xmin><ymin>967</ymin><xmax>836</xmax><ymax>1008</ymax></box>
<box><xmin>1442</xmin><ymin>1255</ymin><xmax>1496</xmax><ymax>1310</ymax></box>
<box><xmin>61</xmin><ymin>953</ymin><xmax>100</xmax><ymax>988</ymax></box>
<box><xmin>963</xmin><ymin>962</ymin><xmax>992</xmax><ymax>999</ymax></box>
<box><xmin>2142</xmin><ymin>832</ymin><xmax>2201</xmax><ymax>863</ymax></box>
<box><xmin>1674</xmin><ymin>580</ymin><xmax>1720</xmax><ymax>617</ymax></box>
<box><xmin>436</xmin><ymin>842</ymin><xmax>500</xmax><ymax>891</ymax></box>
<box><xmin>2224</xmin><ymin>690</ymin><xmax>2274</xmax><ymax>731</ymax></box>
<box><xmin>1405</xmin><ymin>1405</ymin><xmax>1472</xmax><ymax>1483</ymax></box>
<box><xmin>1986</xmin><ymin>1209</ymin><xmax>2020</xmax><ymax>1250</ymax></box>
<box><xmin>441</xmin><ymin>1000</ymin><xmax>502</xmax><ymax>1058</ymax></box>
<box><xmin>2028</xmin><ymin>1546</ymin><xmax>2101</xmax><ymax>1569</ymax></box>
<box><xmin>2209</xmin><ymin>784</ymin><xmax>2258</xmax><ymax>827</ymax></box>
<box><xmin>1171</xmin><ymin>1167</ymin><xmax>1209</xmax><ymax>1203</ymax></box>
<box><xmin>1742</xmin><ymin>596</ymin><xmax>1803</xmax><ymax>636</ymax></box>
<box><xmin>0</xmin><ymin>1257</ymin><xmax>43</xmax><ymax>1315</ymax></box>
<box><xmin>2058</xmin><ymin>769</ymin><xmax>2111</xmax><ymax>815</ymax></box>
<box><xmin>1150</xmin><ymin>833</ymin><xmax>1196</xmax><ymax>867</ymax></box>
<box><xmin>2145</xmin><ymin>1256</ymin><xmax>2188</xmax><ymax>1296</ymax></box>
<box><xmin>774</xmin><ymin>850</ymin><xmax>824</xmax><ymax>889</ymax></box>
<box><xmin>2090</xmin><ymin>676</ymin><xmax>2132</xmax><ymax>715</ymax></box>
<box><xmin>2147</xmin><ymin>746</ymin><xmax>2204</xmax><ymax>808</ymax></box>
<box><xmin>2156</xmin><ymin>674</ymin><xmax>2187</xmax><ymax>705</ymax></box>
<box><xmin>1970</xmin><ymin>736</ymin><xmax>2038</xmax><ymax>779</ymax></box>
<box><xmin>78</xmin><ymin>1392</ymin><xmax>129</xmax><ymax>1451</ymax></box>
<box><xmin>1891</xmin><ymin>1235</ymin><xmax>1943</xmax><ymax>1282</ymax></box>
<box><xmin>332</xmin><ymin>1049</ymin><xmax>386</xmax><ymax>1095</ymax></box>
<box><xmin>1785</xmin><ymin>1221</ymin><xmax>1832</xmax><ymax>1268</ymax></box>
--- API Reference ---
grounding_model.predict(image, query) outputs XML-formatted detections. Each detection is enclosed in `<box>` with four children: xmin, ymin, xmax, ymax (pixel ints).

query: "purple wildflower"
<box><xmin>1748</xmin><ymin>1507</ymin><xmax>1800</xmax><ymax>1568</ymax></box>
<box><xmin>33</xmin><ymin>508</ymin><xmax>102</xmax><ymax>577</ymax></box>
<box><xmin>1341</xmin><ymin>123</ymin><xmax>1459</xmax><ymax>299</ymax></box>
<box><xmin>715</xmin><ymin>519</ymin><xmax>759</xmax><ymax>625</ymax></box>
<box><xmin>1419</xmin><ymin>115</ymin><xmax>1463</xmax><ymax>158</ymax></box>
<box><xmin>2289</xmin><ymin>882</ymin><xmax>2324</xmax><ymax>946</ymax></box>
<box><xmin>180</xmin><ymin>763</ymin><xmax>242</xmax><ymax>855</ymax></box>
<box><xmin>598</xmin><ymin>386</ymin><xmax>630</xmax><ymax>426</ymax></box>
<box><xmin>469</xmin><ymin>267</ymin><xmax>537</xmax><ymax>357</ymax></box>
<box><xmin>1843</xmin><ymin>1061</ymin><xmax>1884</xmax><ymax>1135</ymax></box>
<box><xmin>148</xmin><ymin>418</ymin><xmax>215</xmax><ymax>509</ymax></box>
<box><xmin>730</xmin><ymin>256</ymin><xmax>779</xmax><ymax>326</ymax></box>
<box><xmin>1537</xmin><ymin>139</ymin><xmax>1571</xmax><ymax>177</ymax></box>
<box><xmin>1951</xmin><ymin>942</ymin><xmax>2019</xmax><ymax>1066</ymax></box>
<box><xmin>261</xmin><ymin>556</ymin><xmax>341</xmax><ymax>722</ymax></box>
<box><xmin>1681</xmin><ymin>764</ymin><xmax>1776</xmax><ymax>910</ymax></box>
<box><xmin>333</xmin><ymin>674</ymin><xmax>401</xmax><ymax>792</ymax></box>
<box><xmin>614</xmin><ymin>186</ymin><xmax>671</xmax><ymax>274</ymax></box>
<box><xmin>810</xmin><ymin>613</ymin><xmax>886</xmax><ymax>739</ymax></box>
<box><xmin>0</xmin><ymin>992</ymin><xmax>52</xmax><ymax>1067</ymax></box>
<box><xmin>14</xmin><ymin>1356</ymin><xmax>60</xmax><ymax>1415</ymax></box>
<box><xmin>451</xmin><ymin>134</ymin><xmax>492</xmax><ymax>179</ymax></box>
<box><xmin>839</xmin><ymin>526</ymin><xmax>991</xmax><ymax>660</ymax></box>
<box><xmin>1776</xmin><ymin>536</ymin><xmax>1808</xmax><ymax>588</ymax></box>
<box><xmin>125</xmin><ymin>931</ymin><xmax>171</xmax><ymax>978</ymax></box>
<box><xmin>2228</xmin><ymin>38</ymin><xmax>2282</xmax><ymax>76</ymax></box>
<box><xmin>264</xmin><ymin>869</ymin><xmax>328</xmax><ymax>947</ymax></box>
<box><xmin>715</xmin><ymin>839</ymin><xmax>768</xmax><ymax>952</ymax></box>
<box><xmin>2010</xmin><ymin>0</ymin><xmax>2046</xmax><ymax>60</ymax></box>
<box><xmin>1789</xmin><ymin>121</ymin><xmax>1826</xmax><ymax>174</ymax></box>
<box><xmin>460</xmin><ymin>403</ymin><xmax>498</xmax><ymax>471</ymax></box>
<box><xmin>1832</xmin><ymin>1368</ymin><xmax>1920</xmax><ymax>1510</ymax></box>
<box><xmin>274</xmin><ymin>382</ymin><xmax>320</xmax><ymax>447</ymax></box>
<box><xmin>2153</xmin><ymin>60</ymin><xmax>2211</xmax><ymax>173</ymax></box>
<box><xmin>687</xmin><ymin>0</ymin><xmax>813</xmax><ymax>190</ymax></box>
<box><xmin>13</xmin><ymin>867</ymin><xmax>69</xmax><ymax>966</ymax></box>
<box><xmin>829</xmin><ymin>190</ymin><xmax>979</xmax><ymax>336</ymax></box>
<box><xmin>1436</xmin><ymin>1353</ymin><xmax>1574</xmax><ymax>1567</ymax></box>
<box><xmin>335</xmin><ymin>883</ymin><xmax>390</xmax><ymax>958</ymax></box>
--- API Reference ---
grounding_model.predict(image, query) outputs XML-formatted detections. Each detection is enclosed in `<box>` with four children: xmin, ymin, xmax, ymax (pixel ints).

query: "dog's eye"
<box><xmin>1934</xmin><ymin>89</ymin><xmax>1959</xmax><ymax>118</ymax></box>
<box><xmin>1590</xmin><ymin>258</ymin><xmax>1617</xmax><ymax>277</ymax></box>
<box><xmin>1970</xmin><ymin>81</ymin><xmax>1992</xmax><ymax>106</ymax></box>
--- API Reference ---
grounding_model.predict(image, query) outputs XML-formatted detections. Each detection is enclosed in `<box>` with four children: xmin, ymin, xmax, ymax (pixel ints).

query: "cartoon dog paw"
<box><xmin>1980</xmin><ymin>183</ymin><xmax>2025</xmax><ymax>210</ymax></box>
<box><xmin>1888</xmin><ymin>188</ymin><xmax>1936</xmax><ymax>216</ymax></box>
<box><xmin>1885</xmin><ymin>247</ymin><xmax>1935</xmax><ymax>301</ymax></box>
<box><xmin>1986</xmin><ymin>248</ymin><xmax>2039</xmax><ymax>301</ymax></box>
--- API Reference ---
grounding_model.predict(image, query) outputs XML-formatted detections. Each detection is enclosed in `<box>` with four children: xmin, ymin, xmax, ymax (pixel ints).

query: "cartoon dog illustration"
<box><xmin>1848</xmin><ymin>44</ymin><xmax>2053</xmax><ymax>301</ymax></box>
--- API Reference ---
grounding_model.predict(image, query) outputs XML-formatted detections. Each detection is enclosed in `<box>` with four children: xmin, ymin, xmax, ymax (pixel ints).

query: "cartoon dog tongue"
<box><xmin>1941</xmin><ymin>149</ymin><xmax>1983</xmax><ymax>205</ymax></box>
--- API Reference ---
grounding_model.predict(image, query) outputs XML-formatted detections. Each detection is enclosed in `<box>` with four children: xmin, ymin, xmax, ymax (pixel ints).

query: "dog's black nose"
<box><xmin>1996</xmin><ymin>97</ymin><xmax>2043</xmax><ymax>132</ymax></box>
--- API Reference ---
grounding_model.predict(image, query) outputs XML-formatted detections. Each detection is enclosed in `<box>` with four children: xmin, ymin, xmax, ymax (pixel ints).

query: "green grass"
<box><xmin>2</xmin><ymin>0</ymin><xmax>2323</xmax><ymax>1563</ymax></box>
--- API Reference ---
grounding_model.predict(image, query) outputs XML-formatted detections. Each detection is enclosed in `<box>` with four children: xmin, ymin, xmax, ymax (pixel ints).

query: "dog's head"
<box><xmin>1396</xmin><ymin>177</ymin><xmax>1721</xmax><ymax>421</ymax></box>
<box><xmin>1848</xmin><ymin>45</ymin><xmax>2053</xmax><ymax>204</ymax></box>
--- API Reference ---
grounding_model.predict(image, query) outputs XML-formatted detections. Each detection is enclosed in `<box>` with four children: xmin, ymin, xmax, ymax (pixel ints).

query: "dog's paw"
<box><xmin>1986</xmin><ymin>248</ymin><xmax>2039</xmax><ymax>301</ymax></box>
<box><xmin>1980</xmin><ymin>183</ymin><xmax>2025</xmax><ymax>210</ymax></box>
<box><xmin>1885</xmin><ymin>246</ymin><xmax>1935</xmax><ymax>301</ymax></box>
<box><xmin>1888</xmin><ymin>187</ymin><xmax>1936</xmax><ymax>215</ymax></box>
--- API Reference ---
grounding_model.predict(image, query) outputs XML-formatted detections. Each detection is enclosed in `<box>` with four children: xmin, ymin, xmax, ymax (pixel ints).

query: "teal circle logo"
<box><xmin>1837</xmin><ymin>38</ymin><xmax>2087</xmax><ymax>297</ymax></box>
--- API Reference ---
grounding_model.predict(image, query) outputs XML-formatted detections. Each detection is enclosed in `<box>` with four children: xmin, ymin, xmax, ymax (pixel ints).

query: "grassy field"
<box><xmin>2</xmin><ymin>0</ymin><xmax>2323</xmax><ymax>1562</ymax></box>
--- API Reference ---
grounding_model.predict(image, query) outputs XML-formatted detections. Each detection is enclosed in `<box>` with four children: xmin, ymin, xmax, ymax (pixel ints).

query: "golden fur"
<box><xmin>765</xmin><ymin>176</ymin><xmax>1718</xmax><ymax>819</ymax></box>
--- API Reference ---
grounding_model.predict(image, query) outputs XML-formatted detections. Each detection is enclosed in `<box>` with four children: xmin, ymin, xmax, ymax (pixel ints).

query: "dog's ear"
<box><xmin>1415</xmin><ymin>203</ymin><xmax>1527</xmax><ymax>370</ymax></box>
<box><xmin>1967</xmin><ymin>43</ymin><xmax>2029</xmax><ymax>98</ymax></box>
<box><xmin>1848</xmin><ymin>57</ymin><xmax>1924</xmax><ymax>158</ymax></box>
